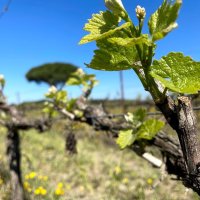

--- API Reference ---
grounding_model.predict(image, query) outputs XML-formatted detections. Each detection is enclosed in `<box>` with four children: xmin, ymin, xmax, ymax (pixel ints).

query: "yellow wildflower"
<box><xmin>23</xmin><ymin>181</ymin><xmax>29</xmax><ymax>187</ymax></box>
<box><xmin>147</xmin><ymin>178</ymin><xmax>153</xmax><ymax>185</ymax></box>
<box><xmin>114</xmin><ymin>166</ymin><xmax>122</xmax><ymax>175</ymax></box>
<box><xmin>57</xmin><ymin>182</ymin><xmax>64</xmax><ymax>188</ymax></box>
<box><xmin>122</xmin><ymin>178</ymin><xmax>129</xmax><ymax>184</ymax></box>
<box><xmin>34</xmin><ymin>186</ymin><xmax>47</xmax><ymax>196</ymax></box>
<box><xmin>23</xmin><ymin>181</ymin><xmax>32</xmax><ymax>192</ymax></box>
<box><xmin>55</xmin><ymin>187</ymin><xmax>65</xmax><ymax>196</ymax></box>
<box><xmin>28</xmin><ymin>172</ymin><xmax>37</xmax><ymax>179</ymax></box>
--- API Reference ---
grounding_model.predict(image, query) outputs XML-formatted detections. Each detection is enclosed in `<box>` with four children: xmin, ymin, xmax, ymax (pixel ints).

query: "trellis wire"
<box><xmin>87</xmin><ymin>106</ymin><xmax>200</xmax><ymax>120</ymax></box>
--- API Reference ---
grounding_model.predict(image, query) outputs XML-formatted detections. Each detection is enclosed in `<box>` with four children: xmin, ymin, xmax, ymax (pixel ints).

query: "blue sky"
<box><xmin>0</xmin><ymin>0</ymin><xmax>199</xmax><ymax>103</ymax></box>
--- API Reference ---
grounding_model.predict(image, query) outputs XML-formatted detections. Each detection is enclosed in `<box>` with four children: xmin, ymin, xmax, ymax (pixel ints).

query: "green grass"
<box><xmin>0</xmin><ymin>122</ymin><xmax>199</xmax><ymax>200</ymax></box>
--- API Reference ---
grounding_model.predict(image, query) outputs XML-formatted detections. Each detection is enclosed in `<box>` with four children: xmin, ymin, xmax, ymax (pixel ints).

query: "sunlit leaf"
<box><xmin>66</xmin><ymin>77</ymin><xmax>81</xmax><ymax>86</ymax></box>
<box><xmin>151</xmin><ymin>52</ymin><xmax>200</xmax><ymax>94</ymax></box>
<box><xmin>116</xmin><ymin>129</ymin><xmax>136</xmax><ymax>149</ymax></box>
<box><xmin>136</xmin><ymin>119</ymin><xmax>165</xmax><ymax>140</ymax></box>
<box><xmin>79</xmin><ymin>11</ymin><xmax>131</xmax><ymax>44</ymax></box>
<box><xmin>86</xmin><ymin>27</ymin><xmax>140</xmax><ymax>71</ymax></box>
<box><xmin>124</xmin><ymin>108</ymin><xmax>146</xmax><ymax>128</ymax></box>
<box><xmin>148</xmin><ymin>0</ymin><xmax>182</xmax><ymax>41</ymax></box>
<box><xmin>108</xmin><ymin>35</ymin><xmax>152</xmax><ymax>47</ymax></box>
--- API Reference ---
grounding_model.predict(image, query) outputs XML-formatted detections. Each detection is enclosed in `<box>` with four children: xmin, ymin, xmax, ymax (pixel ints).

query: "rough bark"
<box><xmin>83</xmin><ymin>104</ymin><xmax>200</xmax><ymax>183</ymax></box>
<box><xmin>65</xmin><ymin>132</ymin><xmax>77</xmax><ymax>154</ymax></box>
<box><xmin>156</xmin><ymin>96</ymin><xmax>200</xmax><ymax>194</ymax></box>
<box><xmin>152</xmin><ymin>131</ymin><xmax>186</xmax><ymax>178</ymax></box>
<box><xmin>6</xmin><ymin>126</ymin><xmax>24</xmax><ymax>200</ymax></box>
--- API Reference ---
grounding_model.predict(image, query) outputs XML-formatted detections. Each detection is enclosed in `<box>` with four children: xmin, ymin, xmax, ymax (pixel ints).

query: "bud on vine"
<box><xmin>105</xmin><ymin>0</ymin><xmax>128</xmax><ymax>19</ymax></box>
<box><xmin>0</xmin><ymin>74</ymin><xmax>5</xmax><ymax>88</ymax></box>
<box><xmin>76</xmin><ymin>68</ymin><xmax>85</xmax><ymax>76</ymax></box>
<box><xmin>135</xmin><ymin>5</ymin><xmax>146</xmax><ymax>20</ymax></box>
<box><xmin>48</xmin><ymin>85</ymin><xmax>57</xmax><ymax>94</ymax></box>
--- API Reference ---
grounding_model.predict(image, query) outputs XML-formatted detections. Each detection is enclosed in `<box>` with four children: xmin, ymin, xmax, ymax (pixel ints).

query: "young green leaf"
<box><xmin>86</xmin><ymin>28</ymin><xmax>140</xmax><ymax>71</ymax></box>
<box><xmin>55</xmin><ymin>91</ymin><xmax>67</xmax><ymax>103</ymax></box>
<box><xmin>82</xmin><ymin>74</ymin><xmax>96</xmax><ymax>82</ymax></box>
<box><xmin>66</xmin><ymin>77</ymin><xmax>81</xmax><ymax>86</ymax></box>
<box><xmin>116</xmin><ymin>129</ymin><xmax>136</xmax><ymax>149</ymax></box>
<box><xmin>124</xmin><ymin>108</ymin><xmax>146</xmax><ymax>127</ymax></box>
<box><xmin>148</xmin><ymin>0</ymin><xmax>182</xmax><ymax>41</ymax></box>
<box><xmin>134</xmin><ymin>108</ymin><xmax>146</xmax><ymax>122</ymax></box>
<box><xmin>0</xmin><ymin>74</ymin><xmax>5</xmax><ymax>89</ymax></box>
<box><xmin>150</xmin><ymin>52</ymin><xmax>200</xmax><ymax>94</ymax></box>
<box><xmin>105</xmin><ymin>0</ymin><xmax>128</xmax><ymax>19</ymax></box>
<box><xmin>107</xmin><ymin>35</ymin><xmax>152</xmax><ymax>47</ymax></box>
<box><xmin>79</xmin><ymin>11</ymin><xmax>131</xmax><ymax>44</ymax></box>
<box><xmin>136</xmin><ymin>119</ymin><xmax>165</xmax><ymax>140</ymax></box>
<box><xmin>66</xmin><ymin>98</ymin><xmax>77</xmax><ymax>111</ymax></box>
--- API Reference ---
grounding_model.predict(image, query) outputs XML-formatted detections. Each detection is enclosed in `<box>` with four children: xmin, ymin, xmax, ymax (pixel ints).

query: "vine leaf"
<box><xmin>107</xmin><ymin>35</ymin><xmax>152</xmax><ymax>47</ymax></box>
<box><xmin>79</xmin><ymin>11</ymin><xmax>131</xmax><ymax>44</ymax></box>
<box><xmin>116</xmin><ymin>130</ymin><xmax>136</xmax><ymax>149</ymax></box>
<box><xmin>86</xmin><ymin>39</ymin><xmax>139</xmax><ymax>70</ymax></box>
<box><xmin>151</xmin><ymin>52</ymin><xmax>200</xmax><ymax>94</ymax></box>
<box><xmin>85</xmin><ymin>25</ymin><xmax>140</xmax><ymax>71</ymax></box>
<box><xmin>116</xmin><ymin>119</ymin><xmax>164</xmax><ymax>149</ymax></box>
<box><xmin>136</xmin><ymin>119</ymin><xmax>165</xmax><ymax>140</ymax></box>
<box><xmin>148</xmin><ymin>0</ymin><xmax>182</xmax><ymax>41</ymax></box>
<box><xmin>125</xmin><ymin>108</ymin><xmax>146</xmax><ymax>127</ymax></box>
<box><xmin>66</xmin><ymin>77</ymin><xmax>82</xmax><ymax>86</ymax></box>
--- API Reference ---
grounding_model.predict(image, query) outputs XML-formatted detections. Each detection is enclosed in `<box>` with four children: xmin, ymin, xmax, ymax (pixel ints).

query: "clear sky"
<box><xmin>0</xmin><ymin>0</ymin><xmax>199</xmax><ymax>103</ymax></box>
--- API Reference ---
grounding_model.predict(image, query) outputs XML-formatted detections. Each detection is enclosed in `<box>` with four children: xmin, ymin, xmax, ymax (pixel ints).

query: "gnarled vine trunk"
<box><xmin>65</xmin><ymin>132</ymin><xmax>77</xmax><ymax>154</ymax></box>
<box><xmin>6</xmin><ymin>126</ymin><xmax>24</xmax><ymax>200</ymax></box>
<box><xmin>157</xmin><ymin>96</ymin><xmax>200</xmax><ymax>194</ymax></box>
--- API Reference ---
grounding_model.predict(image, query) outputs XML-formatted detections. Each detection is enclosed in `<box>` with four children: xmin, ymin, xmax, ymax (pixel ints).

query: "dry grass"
<box><xmin>0</xmin><ymin>122</ymin><xmax>199</xmax><ymax>200</ymax></box>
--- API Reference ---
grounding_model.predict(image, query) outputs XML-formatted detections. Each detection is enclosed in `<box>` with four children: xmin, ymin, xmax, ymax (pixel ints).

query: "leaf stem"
<box><xmin>125</xmin><ymin>14</ymin><xmax>162</xmax><ymax>101</ymax></box>
<box><xmin>147</xmin><ymin>46</ymin><xmax>153</xmax><ymax>68</ymax></box>
<box><xmin>133</xmin><ymin>68</ymin><xmax>148</xmax><ymax>90</ymax></box>
<box><xmin>138</xmin><ymin>19</ymin><xmax>144</xmax><ymax>36</ymax></box>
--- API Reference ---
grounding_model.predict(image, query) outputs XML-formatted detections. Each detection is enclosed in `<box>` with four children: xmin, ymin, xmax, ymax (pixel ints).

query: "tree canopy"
<box><xmin>26</xmin><ymin>62</ymin><xmax>78</xmax><ymax>89</ymax></box>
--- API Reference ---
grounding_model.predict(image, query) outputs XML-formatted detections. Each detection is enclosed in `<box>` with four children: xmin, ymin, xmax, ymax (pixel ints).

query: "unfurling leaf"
<box><xmin>150</xmin><ymin>52</ymin><xmax>200</xmax><ymax>94</ymax></box>
<box><xmin>79</xmin><ymin>11</ymin><xmax>131</xmax><ymax>44</ymax></box>
<box><xmin>136</xmin><ymin>119</ymin><xmax>165</xmax><ymax>140</ymax></box>
<box><xmin>117</xmin><ymin>129</ymin><xmax>136</xmax><ymax>149</ymax></box>
<box><xmin>105</xmin><ymin>0</ymin><xmax>128</xmax><ymax>19</ymax></box>
<box><xmin>124</xmin><ymin>108</ymin><xmax>146</xmax><ymax>127</ymax></box>
<box><xmin>107</xmin><ymin>35</ymin><xmax>152</xmax><ymax>47</ymax></box>
<box><xmin>148</xmin><ymin>0</ymin><xmax>182</xmax><ymax>41</ymax></box>
<box><xmin>66</xmin><ymin>98</ymin><xmax>77</xmax><ymax>111</ymax></box>
<box><xmin>66</xmin><ymin>77</ymin><xmax>81</xmax><ymax>86</ymax></box>
<box><xmin>55</xmin><ymin>91</ymin><xmax>67</xmax><ymax>103</ymax></box>
<box><xmin>86</xmin><ymin>26</ymin><xmax>140</xmax><ymax>71</ymax></box>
